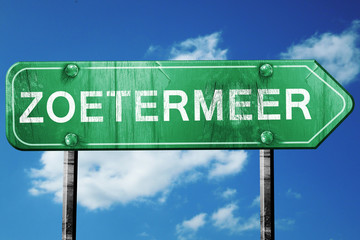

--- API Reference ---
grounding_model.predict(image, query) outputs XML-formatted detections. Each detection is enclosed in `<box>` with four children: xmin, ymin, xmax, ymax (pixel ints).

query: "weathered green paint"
<box><xmin>5</xmin><ymin>60</ymin><xmax>354</xmax><ymax>150</ymax></box>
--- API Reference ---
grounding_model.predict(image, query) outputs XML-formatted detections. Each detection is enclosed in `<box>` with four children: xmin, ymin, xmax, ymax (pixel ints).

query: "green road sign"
<box><xmin>5</xmin><ymin>60</ymin><xmax>354</xmax><ymax>150</ymax></box>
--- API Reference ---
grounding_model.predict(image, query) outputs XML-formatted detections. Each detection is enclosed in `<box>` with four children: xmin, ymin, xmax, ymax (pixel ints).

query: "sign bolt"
<box><xmin>65</xmin><ymin>64</ymin><xmax>79</xmax><ymax>77</ymax></box>
<box><xmin>65</xmin><ymin>133</ymin><xmax>78</xmax><ymax>147</ymax></box>
<box><xmin>261</xmin><ymin>131</ymin><xmax>273</xmax><ymax>145</ymax></box>
<box><xmin>259</xmin><ymin>63</ymin><xmax>273</xmax><ymax>77</ymax></box>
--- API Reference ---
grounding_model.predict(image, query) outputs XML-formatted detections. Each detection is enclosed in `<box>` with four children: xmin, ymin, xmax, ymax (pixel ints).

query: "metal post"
<box><xmin>62</xmin><ymin>151</ymin><xmax>78</xmax><ymax>240</ymax></box>
<box><xmin>260</xmin><ymin>149</ymin><xmax>274</xmax><ymax>240</ymax></box>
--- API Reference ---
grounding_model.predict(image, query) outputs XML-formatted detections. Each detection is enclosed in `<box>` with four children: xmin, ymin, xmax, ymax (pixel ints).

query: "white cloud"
<box><xmin>169</xmin><ymin>32</ymin><xmax>228</xmax><ymax>60</ymax></box>
<box><xmin>211</xmin><ymin>203</ymin><xmax>239</xmax><ymax>230</ymax></box>
<box><xmin>29</xmin><ymin>150</ymin><xmax>247</xmax><ymax>210</ymax></box>
<box><xmin>146</xmin><ymin>45</ymin><xmax>159</xmax><ymax>55</ymax></box>
<box><xmin>181</xmin><ymin>213</ymin><xmax>207</xmax><ymax>231</ymax></box>
<box><xmin>208</xmin><ymin>151</ymin><xmax>247</xmax><ymax>179</ymax></box>
<box><xmin>176</xmin><ymin>213</ymin><xmax>207</xmax><ymax>240</ymax></box>
<box><xmin>250</xmin><ymin>195</ymin><xmax>260</xmax><ymax>207</ymax></box>
<box><xmin>275</xmin><ymin>218</ymin><xmax>295</xmax><ymax>230</ymax></box>
<box><xmin>138</xmin><ymin>232</ymin><xmax>149</xmax><ymax>237</ymax></box>
<box><xmin>286</xmin><ymin>188</ymin><xmax>302</xmax><ymax>199</ymax></box>
<box><xmin>146</xmin><ymin>32</ymin><xmax>228</xmax><ymax>61</ymax></box>
<box><xmin>221</xmin><ymin>188</ymin><xmax>237</xmax><ymax>199</ymax></box>
<box><xmin>28</xmin><ymin>151</ymin><xmax>64</xmax><ymax>201</ymax></box>
<box><xmin>280</xmin><ymin>20</ymin><xmax>360</xmax><ymax>84</ymax></box>
<box><xmin>211</xmin><ymin>203</ymin><xmax>259</xmax><ymax>233</ymax></box>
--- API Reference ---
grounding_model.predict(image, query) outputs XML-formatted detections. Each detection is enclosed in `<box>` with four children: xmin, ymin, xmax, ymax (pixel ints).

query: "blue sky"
<box><xmin>1</xmin><ymin>0</ymin><xmax>360</xmax><ymax>239</ymax></box>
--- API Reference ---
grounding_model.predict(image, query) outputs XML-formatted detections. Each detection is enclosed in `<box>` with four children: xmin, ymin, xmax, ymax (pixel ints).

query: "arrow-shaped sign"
<box><xmin>6</xmin><ymin>60</ymin><xmax>354</xmax><ymax>150</ymax></box>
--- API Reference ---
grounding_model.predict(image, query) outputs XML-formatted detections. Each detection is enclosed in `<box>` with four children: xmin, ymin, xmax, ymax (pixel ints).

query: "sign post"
<box><xmin>260</xmin><ymin>149</ymin><xmax>274</xmax><ymax>240</ymax></box>
<box><xmin>62</xmin><ymin>151</ymin><xmax>78</xmax><ymax>240</ymax></box>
